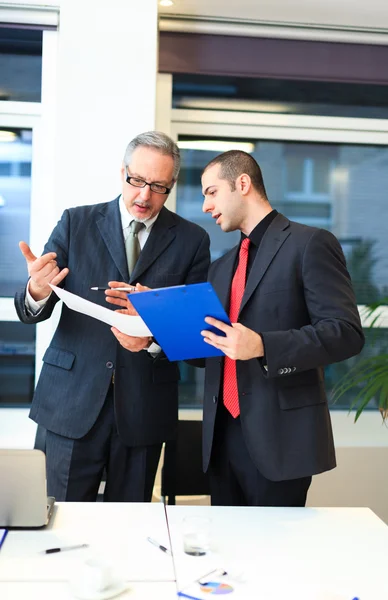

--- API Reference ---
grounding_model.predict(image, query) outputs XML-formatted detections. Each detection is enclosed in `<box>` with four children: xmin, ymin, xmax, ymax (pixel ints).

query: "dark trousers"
<box><xmin>209</xmin><ymin>403</ymin><xmax>311</xmax><ymax>507</ymax></box>
<box><xmin>35</xmin><ymin>385</ymin><xmax>162</xmax><ymax>502</ymax></box>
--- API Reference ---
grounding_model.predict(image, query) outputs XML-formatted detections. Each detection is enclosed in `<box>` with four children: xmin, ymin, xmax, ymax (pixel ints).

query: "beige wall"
<box><xmin>307</xmin><ymin>447</ymin><xmax>388</xmax><ymax>524</ymax></box>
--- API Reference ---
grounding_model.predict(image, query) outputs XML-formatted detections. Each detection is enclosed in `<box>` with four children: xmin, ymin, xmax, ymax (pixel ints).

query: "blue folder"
<box><xmin>129</xmin><ymin>282</ymin><xmax>231</xmax><ymax>361</ymax></box>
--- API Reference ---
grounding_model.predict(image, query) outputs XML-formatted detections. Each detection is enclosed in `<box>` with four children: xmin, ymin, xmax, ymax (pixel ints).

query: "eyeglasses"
<box><xmin>126</xmin><ymin>174</ymin><xmax>171</xmax><ymax>195</ymax></box>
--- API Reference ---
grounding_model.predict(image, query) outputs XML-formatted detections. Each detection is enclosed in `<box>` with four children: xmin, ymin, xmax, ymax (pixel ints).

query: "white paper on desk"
<box><xmin>50</xmin><ymin>285</ymin><xmax>152</xmax><ymax>337</ymax></box>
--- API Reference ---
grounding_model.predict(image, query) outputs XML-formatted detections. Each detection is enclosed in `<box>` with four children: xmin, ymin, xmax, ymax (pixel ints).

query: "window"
<box><xmin>0</xmin><ymin>27</ymin><xmax>44</xmax><ymax>408</ymax></box>
<box><xmin>283</xmin><ymin>146</ymin><xmax>336</xmax><ymax>229</ymax></box>
<box><xmin>173</xmin><ymin>73</ymin><xmax>388</xmax><ymax>119</ymax></box>
<box><xmin>0</xmin><ymin>322</ymin><xmax>35</xmax><ymax>405</ymax></box>
<box><xmin>0</xmin><ymin>28</ymin><xmax>42</xmax><ymax>103</ymax></box>
<box><xmin>0</xmin><ymin>128</ymin><xmax>32</xmax><ymax>297</ymax></box>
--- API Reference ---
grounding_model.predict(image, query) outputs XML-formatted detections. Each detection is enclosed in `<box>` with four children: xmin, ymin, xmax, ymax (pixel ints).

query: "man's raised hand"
<box><xmin>19</xmin><ymin>241</ymin><xmax>69</xmax><ymax>301</ymax></box>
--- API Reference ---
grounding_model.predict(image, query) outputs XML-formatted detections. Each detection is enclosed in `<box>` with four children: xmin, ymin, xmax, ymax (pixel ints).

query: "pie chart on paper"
<box><xmin>199</xmin><ymin>582</ymin><xmax>234</xmax><ymax>595</ymax></box>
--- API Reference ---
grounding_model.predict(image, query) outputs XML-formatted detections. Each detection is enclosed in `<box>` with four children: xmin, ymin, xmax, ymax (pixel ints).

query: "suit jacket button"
<box><xmin>106</xmin><ymin>361</ymin><xmax>114</xmax><ymax>369</ymax></box>
<box><xmin>292</xmin><ymin>367</ymin><xmax>296</xmax><ymax>372</ymax></box>
<box><xmin>278</xmin><ymin>368</ymin><xmax>284</xmax><ymax>375</ymax></box>
<box><xmin>213</xmin><ymin>396</ymin><xmax>217</xmax><ymax>404</ymax></box>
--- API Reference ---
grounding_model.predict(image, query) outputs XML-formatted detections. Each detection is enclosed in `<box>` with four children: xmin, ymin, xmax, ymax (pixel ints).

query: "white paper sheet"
<box><xmin>50</xmin><ymin>285</ymin><xmax>152</xmax><ymax>337</ymax></box>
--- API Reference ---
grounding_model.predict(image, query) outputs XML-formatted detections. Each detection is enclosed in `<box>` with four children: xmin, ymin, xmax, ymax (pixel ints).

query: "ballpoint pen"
<box><xmin>146</xmin><ymin>537</ymin><xmax>171</xmax><ymax>555</ymax></box>
<box><xmin>42</xmin><ymin>543</ymin><xmax>89</xmax><ymax>554</ymax></box>
<box><xmin>196</xmin><ymin>569</ymin><xmax>228</xmax><ymax>585</ymax></box>
<box><xmin>90</xmin><ymin>287</ymin><xmax>136</xmax><ymax>292</ymax></box>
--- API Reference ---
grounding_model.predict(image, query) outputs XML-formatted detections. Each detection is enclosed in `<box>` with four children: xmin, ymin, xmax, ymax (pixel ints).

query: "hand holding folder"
<box><xmin>129</xmin><ymin>283</ymin><xmax>231</xmax><ymax>361</ymax></box>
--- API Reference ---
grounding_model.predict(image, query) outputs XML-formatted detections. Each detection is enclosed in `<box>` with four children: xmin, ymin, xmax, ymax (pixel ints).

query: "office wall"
<box><xmin>307</xmin><ymin>447</ymin><xmax>388</xmax><ymax>525</ymax></box>
<box><xmin>54</xmin><ymin>0</ymin><xmax>158</xmax><ymax>213</ymax></box>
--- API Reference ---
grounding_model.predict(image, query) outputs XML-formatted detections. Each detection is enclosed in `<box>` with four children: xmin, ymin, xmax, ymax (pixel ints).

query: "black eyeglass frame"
<box><xmin>126</xmin><ymin>174</ymin><xmax>172</xmax><ymax>195</ymax></box>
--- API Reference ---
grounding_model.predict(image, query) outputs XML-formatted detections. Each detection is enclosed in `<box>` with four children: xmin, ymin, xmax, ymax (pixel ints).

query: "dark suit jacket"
<box><xmin>203</xmin><ymin>213</ymin><xmax>364</xmax><ymax>481</ymax></box>
<box><xmin>15</xmin><ymin>198</ymin><xmax>210</xmax><ymax>446</ymax></box>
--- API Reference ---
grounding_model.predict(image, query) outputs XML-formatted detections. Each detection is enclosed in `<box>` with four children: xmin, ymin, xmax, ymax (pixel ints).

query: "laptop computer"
<box><xmin>0</xmin><ymin>449</ymin><xmax>55</xmax><ymax>528</ymax></box>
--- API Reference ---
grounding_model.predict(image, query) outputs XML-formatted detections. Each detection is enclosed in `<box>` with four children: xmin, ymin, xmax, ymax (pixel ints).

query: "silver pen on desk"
<box><xmin>90</xmin><ymin>287</ymin><xmax>136</xmax><ymax>292</ymax></box>
<box><xmin>42</xmin><ymin>543</ymin><xmax>89</xmax><ymax>554</ymax></box>
<box><xmin>196</xmin><ymin>568</ymin><xmax>228</xmax><ymax>584</ymax></box>
<box><xmin>147</xmin><ymin>537</ymin><xmax>171</xmax><ymax>555</ymax></box>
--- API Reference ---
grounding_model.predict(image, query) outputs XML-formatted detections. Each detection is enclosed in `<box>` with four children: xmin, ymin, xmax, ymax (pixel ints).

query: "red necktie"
<box><xmin>223</xmin><ymin>237</ymin><xmax>251</xmax><ymax>418</ymax></box>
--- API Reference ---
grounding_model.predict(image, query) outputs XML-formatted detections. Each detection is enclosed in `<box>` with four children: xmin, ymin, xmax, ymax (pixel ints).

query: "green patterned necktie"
<box><xmin>125</xmin><ymin>220</ymin><xmax>145</xmax><ymax>275</ymax></box>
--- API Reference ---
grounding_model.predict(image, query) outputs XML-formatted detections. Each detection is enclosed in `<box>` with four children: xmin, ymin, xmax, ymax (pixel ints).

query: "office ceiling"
<box><xmin>159</xmin><ymin>0</ymin><xmax>388</xmax><ymax>31</ymax></box>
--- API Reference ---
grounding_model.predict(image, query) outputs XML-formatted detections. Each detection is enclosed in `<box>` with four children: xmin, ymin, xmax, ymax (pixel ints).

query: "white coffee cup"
<box><xmin>70</xmin><ymin>557</ymin><xmax>115</xmax><ymax>597</ymax></box>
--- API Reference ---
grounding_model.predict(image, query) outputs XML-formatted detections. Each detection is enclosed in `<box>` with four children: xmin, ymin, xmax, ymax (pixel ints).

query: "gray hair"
<box><xmin>123</xmin><ymin>131</ymin><xmax>181</xmax><ymax>181</ymax></box>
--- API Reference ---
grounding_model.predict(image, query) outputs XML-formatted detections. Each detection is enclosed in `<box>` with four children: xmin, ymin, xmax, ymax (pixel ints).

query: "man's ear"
<box><xmin>238</xmin><ymin>173</ymin><xmax>252</xmax><ymax>196</ymax></box>
<box><xmin>120</xmin><ymin>163</ymin><xmax>126</xmax><ymax>182</ymax></box>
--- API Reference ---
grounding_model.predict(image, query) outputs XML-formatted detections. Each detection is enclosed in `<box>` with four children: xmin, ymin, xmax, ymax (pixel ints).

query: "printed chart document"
<box><xmin>178</xmin><ymin>572</ymin><xmax>245</xmax><ymax>599</ymax></box>
<box><xmin>49</xmin><ymin>285</ymin><xmax>151</xmax><ymax>337</ymax></box>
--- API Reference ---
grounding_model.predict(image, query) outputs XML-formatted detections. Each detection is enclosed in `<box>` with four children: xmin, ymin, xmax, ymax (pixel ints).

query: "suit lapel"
<box><xmin>239</xmin><ymin>213</ymin><xmax>291</xmax><ymax>314</ymax></box>
<box><xmin>96</xmin><ymin>198</ymin><xmax>129</xmax><ymax>282</ymax></box>
<box><xmin>130</xmin><ymin>206</ymin><xmax>176</xmax><ymax>283</ymax></box>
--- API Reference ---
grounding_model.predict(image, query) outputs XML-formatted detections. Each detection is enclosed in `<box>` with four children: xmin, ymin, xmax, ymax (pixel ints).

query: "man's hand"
<box><xmin>106</xmin><ymin>282</ymin><xmax>151</xmax><ymax>316</ymax></box>
<box><xmin>111</xmin><ymin>327</ymin><xmax>152</xmax><ymax>352</ymax></box>
<box><xmin>201</xmin><ymin>317</ymin><xmax>264</xmax><ymax>360</ymax></box>
<box><xmin>19</xmin><ymin>241</ymin><xmax>69</xmax><ymax>301</ymax></box>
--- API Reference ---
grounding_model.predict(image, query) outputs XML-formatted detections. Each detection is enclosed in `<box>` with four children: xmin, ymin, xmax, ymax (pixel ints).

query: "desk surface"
<box><xmin>167</xmin><ymin>505</ymin><xmax>388</xmax><ymax>600</ymax></box>
<box><xmin>2</xmin><ymin>503</ymin><xmax>388</xmax><ymax>600</ymax></box>
<box><xmin>0</xmin><ymin>502</ymin><xmax>174</xmax><ymax>583</ymax></box>
<box><xmin>0</xmin><ymin>581</ymin><xmax>177</xmax><ymax>600</ymax></box>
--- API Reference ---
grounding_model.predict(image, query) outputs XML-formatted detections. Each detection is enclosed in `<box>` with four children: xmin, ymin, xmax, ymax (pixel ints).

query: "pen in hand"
<box><xmin>147</xmin><ymin>537</ymin><xmax>171</xmax><ymax>555</ymax></box>
<box><xmin>90</xmin><ymin>287</ymin><xmax>136</xmax><ymax>292</ymax></box>
<box><xmin>42</xmin><ymin>543</ymin><xmax>89</xmax><ymax>554</ymax></box>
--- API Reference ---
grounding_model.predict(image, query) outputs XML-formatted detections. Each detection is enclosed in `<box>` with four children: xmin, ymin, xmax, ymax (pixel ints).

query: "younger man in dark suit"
<box><xmin>15</xmin><ymin>131</ymin><xmax>210</xmax><ymax>502</ymax></box>
<box><xmin>200</xmin><ymin>150</ymin><xmax>364</xmax><ymax>507</ymax></box>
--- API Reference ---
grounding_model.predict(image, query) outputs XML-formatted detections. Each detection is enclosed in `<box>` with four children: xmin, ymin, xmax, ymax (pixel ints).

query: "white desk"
<box><xmin>0</xmin><ymin>582</ymin><xmax>177</xmax><ymax>600</ymax></box>
<box><xmin>3</xmin><ymin>503</ymin><xmax>388</xmax><ymax>600</ymax></box>
<box><xmin>167</xmin><ymin>505</ymin><xmax>388</xmax><ymax>600</ymax></box>
<box><xmin>0</xmin><ymin>502</ymin><xmax>174</xmax><ymax>583</ymax></box>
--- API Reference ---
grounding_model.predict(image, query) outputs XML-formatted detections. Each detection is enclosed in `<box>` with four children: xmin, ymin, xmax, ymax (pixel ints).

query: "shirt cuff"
<box><xmin>25</xmin><ymin>282</ymin><xmax>51</xmax><ymax>315</ymax></box>
<box><xmin>146</xmin><ymin>341</ymin><xmax>162</xmax><ymax>355</ymax></box>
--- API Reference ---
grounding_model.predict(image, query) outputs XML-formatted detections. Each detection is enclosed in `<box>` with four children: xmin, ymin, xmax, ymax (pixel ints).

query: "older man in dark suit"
<box><xmin>200</xmin><ymin>150</ymin><xmax>364</xmax><ymax>507</ymax></box>
<box><xmin>14</xmin><ymin>131</ymin><xmax>210</xmax><ymax>502</ymax></box>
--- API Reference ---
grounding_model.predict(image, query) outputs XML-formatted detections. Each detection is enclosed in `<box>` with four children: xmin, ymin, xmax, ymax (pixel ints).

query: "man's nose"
<box><xmin>140</xmin><ymin>184</ymin><xmax>151</xmax><ymax>200</ymax></box>
<box><xmin>202</xmin><ymin>198</ymin><xmax>212</xmax><ymax>213</ymax></box>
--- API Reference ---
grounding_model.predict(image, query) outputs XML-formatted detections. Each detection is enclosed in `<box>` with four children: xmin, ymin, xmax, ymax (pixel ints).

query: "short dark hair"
<box><xmin>203</xmin><ymin>150</ymin><xmax>268</xmax><ymax>198</ymax></box>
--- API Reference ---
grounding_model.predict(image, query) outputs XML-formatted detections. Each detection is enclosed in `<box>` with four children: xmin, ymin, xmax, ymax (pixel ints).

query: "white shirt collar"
<box><xmin>118</xmin><ymin>195</ymin><xmax>159</xmax><ymax>232</ymax></box>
